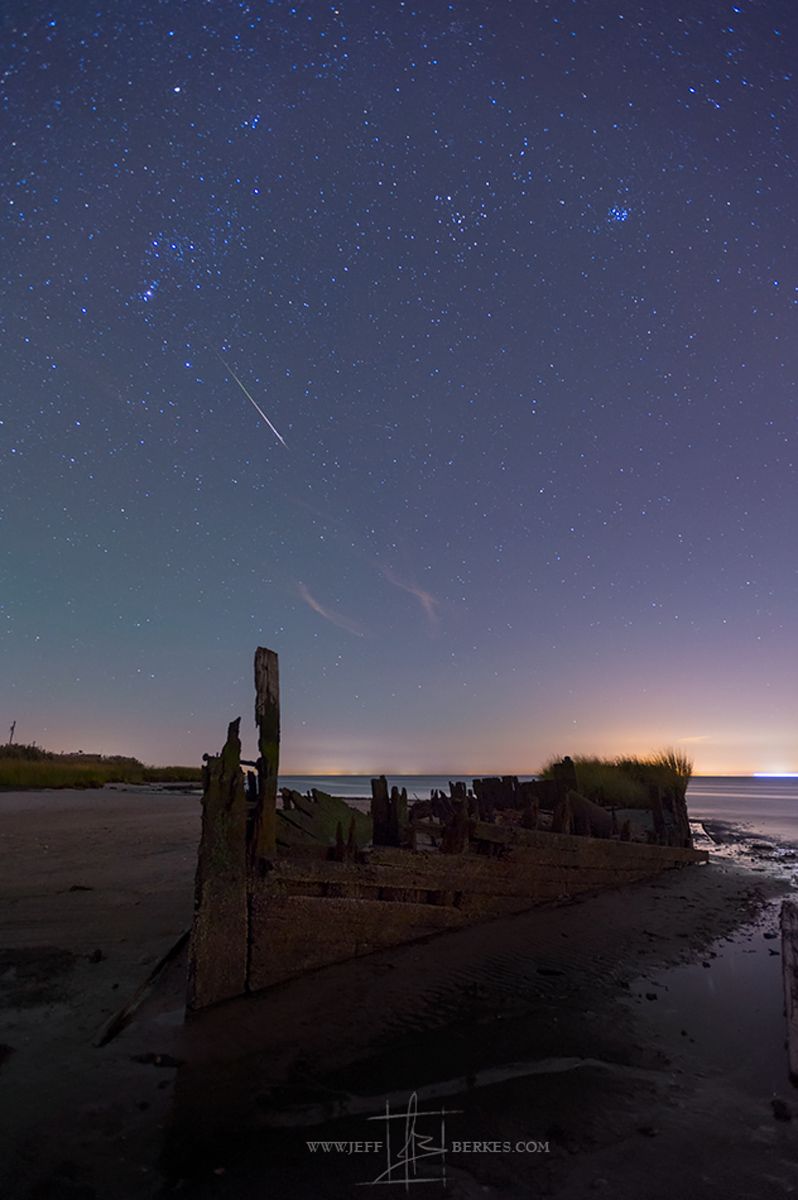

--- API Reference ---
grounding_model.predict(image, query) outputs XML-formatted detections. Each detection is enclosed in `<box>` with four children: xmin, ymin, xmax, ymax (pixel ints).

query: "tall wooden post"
<box><xmin>388</xmin><ymin>785</ymin><xmax>409</xmax><ymax>846</ymax></box>
<box><xmin>371</xmin><ymin>776</ymin><xmax>391</xmax><ymax>845</ymax></box>
<box><xmin>251</xmin><ymin>647</ymin><xmax>279</xmax><ymax>860</ymax></box>
<box><xmin>186</xmin><ymin>719</ymin><xmax>248</xmax><ymax>1011</ymax></box>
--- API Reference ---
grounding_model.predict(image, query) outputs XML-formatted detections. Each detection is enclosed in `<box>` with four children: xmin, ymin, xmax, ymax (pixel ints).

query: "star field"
<box><xmin>2</xmin><ymin>1</ymin><xmax>796</xmax><ymax>773</ymax></box>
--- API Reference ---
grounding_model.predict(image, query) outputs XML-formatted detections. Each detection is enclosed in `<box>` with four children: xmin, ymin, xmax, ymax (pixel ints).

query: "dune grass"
<box><xmin>0</xmin><ymin>743</ymin><xmax>201</xmax><ymax>790</ymax></box>
<box><xmin>539</xmin><ymin>749</ymin><xmax>693</xmax><ymax>809</ymax></box>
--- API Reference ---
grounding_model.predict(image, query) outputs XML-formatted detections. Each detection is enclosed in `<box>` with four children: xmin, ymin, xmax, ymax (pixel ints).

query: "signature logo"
<box><xmin>361</xmin><ymin>1091</ymin><xmax>462</xmax><ymax>1189</ymax></box>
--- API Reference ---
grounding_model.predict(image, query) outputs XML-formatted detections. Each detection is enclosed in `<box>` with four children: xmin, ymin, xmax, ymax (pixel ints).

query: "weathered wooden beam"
<box><xmin>667</xmin><ymin>783</ymin><xmax>693</xmax><ymax>848</ymax></box>
<box><xmin>551</xmin><ymin>790</ymin><xmax>573</xmax><ymax>835</ymax></box>
<box><xmin>781</xmin><ymin>898</ymin><xmax>798</xmax><ymax>1085</ymax></box>
<box><xmin>566</xmin><ymin>790</ymin><xmax>613</xmax><ymax>839</ymax></box>
<box><xmin>96</xmin><ymin>929</ymin><xmax>190</xmax><ymax>1046</ymax></box>
<box><xmin>388</xmin><ymin>785</ymin><xmax>409</xmax><ymax>846</ymax></box>
<box><xmin>521</xmin><ymin>796</ymin><xmax>539</xmax><ymax>829</ymax></box>
<box><xmin>277</xmin><ymin>788</ymin><xmax>372</xmax><ymax>847</ymax></box>
<box><xmin>472</xmin><ymin>778</ymin><xmax>495</xmax><ymax>823</ymax></box>
<box><xmin>441</xmin><ymin>800</ymin><xmax>469</xmax><ymax>854</ymax></box>
<box><xmin>551</xmin><ymin>756</ymin><xmax>578</xmax><ymax>800</ymax></box>
<box><xmin>371</xmin><ymin>775</ymin><xmax>391</xmax><ymax>845</ymax></box>
<box><xmin>251</xmin><ymin>647</ymin><xmax>280</xmax><ymax>860</ymax></box>
<box><xmin>186</xmin><ymin>719</ymin><xmax>248</xmax><ymax>1011</ymax></box>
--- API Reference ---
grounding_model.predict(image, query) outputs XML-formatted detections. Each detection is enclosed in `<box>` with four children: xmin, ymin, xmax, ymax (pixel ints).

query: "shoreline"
<box><xmin>0</xmin><ymin>788</ymin><xmax>796</xmax><ymax>1197</ymax></box>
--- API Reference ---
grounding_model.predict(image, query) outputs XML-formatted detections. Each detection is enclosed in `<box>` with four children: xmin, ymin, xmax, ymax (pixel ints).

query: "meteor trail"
<box><xmin>214</xmin><ymin>351</ymin><xmax>287</xmax><ymax>447</ymax></box>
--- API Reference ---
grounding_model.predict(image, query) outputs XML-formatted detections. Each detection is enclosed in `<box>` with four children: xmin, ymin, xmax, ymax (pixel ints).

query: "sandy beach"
<box><xmin>1</xmin><ymin>786</ymin><xmax>797</xmax><ymax>1199</ymax></box>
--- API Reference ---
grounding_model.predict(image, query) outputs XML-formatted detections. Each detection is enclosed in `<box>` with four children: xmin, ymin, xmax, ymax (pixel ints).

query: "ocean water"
<box><xmin>278</xmin><ymin>775</ymin><xmax>537</xmax><ymax>801</ymax></box>
<box><xmin>278</xmin><ymin>774</ymin><xmax>798</xmax><ymax>846</ymax></box>
<box><xmin>686</xmin><ymin>776</ymin><xmax>798</xmax><ymax>845</ymax></box>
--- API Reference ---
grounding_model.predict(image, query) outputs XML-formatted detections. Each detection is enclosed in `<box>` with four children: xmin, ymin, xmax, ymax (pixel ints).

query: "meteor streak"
<box><xmin>214</xmin><ymin>351</ymin><xmax>287</xmax><ymax>447</ymax></box>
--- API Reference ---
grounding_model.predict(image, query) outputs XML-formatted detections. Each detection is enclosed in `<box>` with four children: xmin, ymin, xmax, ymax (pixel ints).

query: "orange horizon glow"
<box><xmin>9</xmin><ymin>714</ymin><xmax>795</xmax><ymax>779</ymax></box>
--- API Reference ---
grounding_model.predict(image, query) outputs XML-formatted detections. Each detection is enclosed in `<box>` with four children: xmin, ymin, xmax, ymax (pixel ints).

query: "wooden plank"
<box><xmin>262</xmin><ymin>849</ymin><xmax>698</xmax><ymax>903</ymax></box>
<box><xmin>310</xmin><ymin>789</ymin><xmax>371</xmax><ymax>846</ymax></box>
<box><xmin>95</xmin><ymin>930</ymin><xmax>189</xmax><ymax>1046</ymax></box>
<box><xmin>465</xmin><ymin>822</ymin><xmax>707</xmax><ymax>862</ymax></box>
<box><xmin>277</xmin><ymin>799</ymin><xmax>320</xmax><ymax>837</ymax></box>
<box><xmin>276</xmin><ymin>817</ymin><xmax>323</xmax><ymax>848</ymax></box>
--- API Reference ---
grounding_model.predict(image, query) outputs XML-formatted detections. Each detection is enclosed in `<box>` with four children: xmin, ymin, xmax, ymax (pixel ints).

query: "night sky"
<box><xmin>2</xmin><ymin>1</ymin><xmax>796</xmax><ymax>774</ymax></box>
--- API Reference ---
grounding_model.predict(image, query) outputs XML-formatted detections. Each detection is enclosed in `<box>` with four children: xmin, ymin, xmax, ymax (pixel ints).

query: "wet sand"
<box><xmin>1</xmin><ymin>788</ymin><xmax>797</xmax><ymax>1198</ymax></box>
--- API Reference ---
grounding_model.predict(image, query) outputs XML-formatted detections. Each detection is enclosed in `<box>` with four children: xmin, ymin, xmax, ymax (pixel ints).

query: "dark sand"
<box><xmin>1</xmin><ymin>789</ymin><xmax>797</xmax><ymax>1199</ymax></box>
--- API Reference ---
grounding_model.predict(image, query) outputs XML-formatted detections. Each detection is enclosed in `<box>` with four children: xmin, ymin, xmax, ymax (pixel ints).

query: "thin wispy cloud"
<box><xmin>297</xmin><ymin>582</ymin><xmax>366</xmax><ymax>638</ymax></box>
<box><xmin>381</xmin><ymin>566</ymin><xmax>441</xmax><ymax>629</ymax></box>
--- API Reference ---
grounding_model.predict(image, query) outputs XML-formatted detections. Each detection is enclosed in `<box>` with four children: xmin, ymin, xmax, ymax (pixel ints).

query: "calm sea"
<box><xmin>278</xmin><ymin>774</ymin><xmax>798</xmax><ymax>845</ymax></box>
<box><xmin>686</xmin><ymin>776</ymin><xmax>798</xmax><ymax>844</ymax></box>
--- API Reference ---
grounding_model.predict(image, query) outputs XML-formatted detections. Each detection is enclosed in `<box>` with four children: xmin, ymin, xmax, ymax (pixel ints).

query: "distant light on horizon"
<box><xmin>753</xmin><ymin>772</ymin><xmax>798</xmax><ymax>779</ymax></box>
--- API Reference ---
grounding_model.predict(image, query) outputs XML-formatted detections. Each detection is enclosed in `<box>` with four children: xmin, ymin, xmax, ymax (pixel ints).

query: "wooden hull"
<box><xmin>246</xmin><ymin>833</ymin><xmax>706</xmax><ymax>992</ymax></box>
<box><xmin>187</xmin><ymin>657</ymin><xmax>706</xmax><ymax>1011</ymax></box>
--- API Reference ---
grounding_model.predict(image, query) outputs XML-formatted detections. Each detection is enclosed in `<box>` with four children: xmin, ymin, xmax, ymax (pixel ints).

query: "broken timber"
<box><xmin>186</xmin><ymin>719</ymin><xmax>248</xmax><ymax>1010</ymax></box>
<box><xmin>251</xmin><ymin>647</ymin><xmax>279</xmax><ymax>860</ymax></box>
<box><xmin>186</xmin><ymin>647</ymin><xmax>708</xmax><ymax>1012</ymax></box>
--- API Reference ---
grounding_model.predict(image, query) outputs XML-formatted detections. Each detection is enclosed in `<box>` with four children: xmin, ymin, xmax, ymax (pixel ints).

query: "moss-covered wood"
<box><xmin>251</xmin><ymin>647</ymin><xmax>279</xmax><ymax>860</ymax></box>
<box><xmin>282</xmin><ymin>787</ymin><xmax>371</xmax><ymax>847</ymax></box>
<box><xmin>186</xmin><ymin>718</ymin><xmax>248</xmax><ymax>1011</ymax></box>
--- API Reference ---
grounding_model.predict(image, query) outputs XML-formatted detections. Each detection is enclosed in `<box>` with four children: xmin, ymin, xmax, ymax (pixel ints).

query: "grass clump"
<box><xmin>0</xmin><ymin>743</ymin><xmax>201</xmax><ymax>790</ymax></box>
<box><xmin>539</xmin><ymin>749</ymin><xmax>693</xmax><ymax>809</ymax></box>
<box><xmin>141</xmin><ymin>765</ymin><xmax>203</xmax><ymax>783</ymax></box>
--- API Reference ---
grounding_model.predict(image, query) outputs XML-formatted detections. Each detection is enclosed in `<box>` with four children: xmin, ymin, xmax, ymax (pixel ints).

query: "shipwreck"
<box><xmin>186</xmin><ymin>648</ymin><xmax>707</xmax><ymax>1011</ymax></box>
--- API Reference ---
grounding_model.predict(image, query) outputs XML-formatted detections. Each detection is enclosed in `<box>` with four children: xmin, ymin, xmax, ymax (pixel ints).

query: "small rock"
<box><xmin>68</xmin><ymin>884</ymin><xmax>94</xmax><ymax>892</ymax></box>
<box><xmin>772</xmin><ymin>1098</ymin><xmax>792</xmax><ymax>1122</ymax></box>
<box><xmin>131</xmin><ymin>1052</ymin><xmax>184</xmax><ymax>1068</ymax></box>
<box><xmin>645</xmin><ymin>993</ymin><xmax>658</xmax><ymax>1001</ymax></box>
<box><xmin>763</xmin><ymin>932</ymin><xmax>778</xmax><ymax>941</ymax></box>
<box><xmin>636</xmin><ymin>1125</ymin><xmax>658</xmax><ymax>1137</ymax></box>
<box><xmin>87</xmin><ymin>949</ymin><xmax>105</xmax><ymax>964</ymax></box>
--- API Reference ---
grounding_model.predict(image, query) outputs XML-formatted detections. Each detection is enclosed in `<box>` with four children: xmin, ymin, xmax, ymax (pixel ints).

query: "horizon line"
<box><xmin>276</xmin><ymin>770</ymin><xmax>785</xmax><ymax>779</ymax></box>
